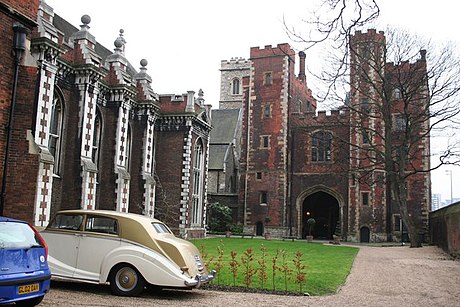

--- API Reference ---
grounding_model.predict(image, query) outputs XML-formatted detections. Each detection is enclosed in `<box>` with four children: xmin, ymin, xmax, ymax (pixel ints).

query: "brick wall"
<box><xmin>2</xmin><ymin>67</ymin><xmax>39</xmax><ymax>222</ymax></box>
<box><xmin>154</xmin><ymin>128</ymin><xmax>186</xmax><ymax>230</ymax></box>
<box><xmin>430</xmin><ymin>203</ymin><xmax>460</xmax><ymax>257</ymax></box>
<box><xmin>1</xmin><ymin>0</ymin><xmax>39</xmax><ymax>21</ymax></box>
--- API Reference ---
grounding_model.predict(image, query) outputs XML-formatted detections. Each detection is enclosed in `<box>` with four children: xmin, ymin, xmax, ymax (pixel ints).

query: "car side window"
<box><xmin>48</xmin><ymin>214</ymin><xmax>83</xmax><ymax>230</ymax></box>
<box><xmin>86</xmin><ymin>216</ymin><xmax>118</xmax><ymax>235</ymax></box>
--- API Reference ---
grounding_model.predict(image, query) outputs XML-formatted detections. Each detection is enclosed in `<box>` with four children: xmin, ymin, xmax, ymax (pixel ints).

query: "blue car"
<box><xmin>0</xmin><ymin>217</ymin><xmax>51</xmax><ymax>306</ymax></box>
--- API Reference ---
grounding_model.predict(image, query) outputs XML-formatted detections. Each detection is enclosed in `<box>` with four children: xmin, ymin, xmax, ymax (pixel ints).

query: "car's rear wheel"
<box><xmin>109</xmin><ymin>264</ymin><xmax>145</xmax><ymax>296</ymax></box>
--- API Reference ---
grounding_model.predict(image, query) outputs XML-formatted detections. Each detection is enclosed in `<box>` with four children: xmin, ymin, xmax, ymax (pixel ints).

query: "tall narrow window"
<box><xmin>150</xmin><ymin>136</ymin><xmax>156</xmax><ymax>175</ymax></box>
<box><xmin>232</xmin><ymin>78</ymin><xmax>240</xmax><ymax>95</ymax></box>
<box><xmin>393</xmin><ymin>114</ymin><xmax>407</xmax><ymax>131</ymax></box>
<box><xmin>264</xmin><ymin>72</ymin><xmax>272</xmax><ymax>85</ymax></box>
<box><xmin>361</xmin><ymin>98</ymin><xmax>370</xmax><ymax>113</ymax></box>
<box><xmin>260</xmin><ymin>191</ymin><xmax>268</xmax><ymax>205</ymax></box>
<box><xmin>263</xmin><ymin>105</ymin><xmax>271</xmax><ymax>118</ymax></box>
<box><xmin>393</xmin><ymin>88</ymin><xmax>401</xmax><ymax>99</ymax></box>
<box><xmin>260</xmin><ymin>135</ymin><xmax>270</xmax><ymax>149</ymax></box>
<box><xmin>92</xmin><ymin>109</ymin><xmax>102</xmax><ymax>173</ymax></box>
<box><xmin>192</xmin><ymin>140</ymin><xmax>204</xmax><ymax>226</ymax></box>
<box><xmin>49</xmin><ymin>95</ymin><xmax>64</xmax><ymax>175</ymax></box>
<box><xmin>311</xmin><ymin>131</ymin><xmax>332</xmax><ymax>162</ymax></box>
<box><xmin>362</xmin><ymin>129</ymin><xmax>370</xmax><ymax>144</ymax></box>
<box><xmin>361</xmin><ymin>192</ymin><xmax>370</xmax><ymax>206</ymax></box>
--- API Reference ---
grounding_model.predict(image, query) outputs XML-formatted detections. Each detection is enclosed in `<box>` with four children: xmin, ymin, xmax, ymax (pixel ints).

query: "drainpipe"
<box><xmin>0</xmin><ymin>23</ymin><xmax>27</xmax><ymax>215</ymax></box>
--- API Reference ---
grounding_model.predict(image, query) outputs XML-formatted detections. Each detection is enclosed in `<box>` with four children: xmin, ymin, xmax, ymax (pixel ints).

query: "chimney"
<box><xmin>186</xmin><ymin>90</ymin><xmax>195</xmax><ymax>112</ymax></box>
<box><xmin>420</xmin><ymin>49</ymin><xmax>427</xmax><ymax>61</ymax></box>
<box><xmin>298</xmin><ymin>51</ymin><xmax>306</xmax><ymax>84</ymax></box>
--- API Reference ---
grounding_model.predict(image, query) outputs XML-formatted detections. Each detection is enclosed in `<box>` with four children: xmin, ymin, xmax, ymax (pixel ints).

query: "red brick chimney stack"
<box><xmin>298</xmin><ymin>51</ymin><xmax>306</xmax><ymax>84</ymax></box>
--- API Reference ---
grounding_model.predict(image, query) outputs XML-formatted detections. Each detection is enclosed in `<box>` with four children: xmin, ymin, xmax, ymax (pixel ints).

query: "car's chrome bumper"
<box><xmin>184</xmin><ymin>270</ymin><xmax>216</xmax><ymax>288</ymax></box>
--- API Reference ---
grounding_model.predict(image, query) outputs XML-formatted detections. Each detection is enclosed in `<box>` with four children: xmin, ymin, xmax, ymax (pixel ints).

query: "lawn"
<box><xmin>191</xmin><ymin>238</ymin><xmax>358</xmax><ymax>295</ymax></box>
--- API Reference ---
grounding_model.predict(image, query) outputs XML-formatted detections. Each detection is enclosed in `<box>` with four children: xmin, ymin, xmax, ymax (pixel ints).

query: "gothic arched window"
<box><xmin>49</xmin><ymin>93</ymin><xmax>64</xmax><ymax>175</ymax></box>
<box><xmin>92</xmin><ymin>108</ymin><xmax>102</xmax><ymax>180</ymax></box>
<box><xmin>232</xmin><ymin>78</ymin><xmax>240</xmax><ymax>95</ymax></box>
<box><xmin>191</xmin><ymin>139</ymin><xmax>204</xmax><ymax>226</ymax></box>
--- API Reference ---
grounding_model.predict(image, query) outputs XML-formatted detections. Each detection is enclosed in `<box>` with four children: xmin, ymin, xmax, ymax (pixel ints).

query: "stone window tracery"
<box><xmin>49</xmin><ymin>94</ymin><xmax>64</xmax><ymax>175</ymax></box>
<box><xmin>232</xmin><ymin>78</ymin><xmax>240</xmax><ymax>95</ymax></box>
<box><xmin>192</xmin><ymin>139</ymin><xmax>204</xmax><ymax>227</ymax></box>
<box><xmin>311</xmin><ymin>131</ymin><xmax>332</xmax><ymax>162</ymax></box>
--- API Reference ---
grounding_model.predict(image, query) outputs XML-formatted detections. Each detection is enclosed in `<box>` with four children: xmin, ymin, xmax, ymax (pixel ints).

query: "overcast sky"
<box><xmin>44</xmin><ymin>0</ymin><xmax>460</xmax><ymax>203</ymax></box>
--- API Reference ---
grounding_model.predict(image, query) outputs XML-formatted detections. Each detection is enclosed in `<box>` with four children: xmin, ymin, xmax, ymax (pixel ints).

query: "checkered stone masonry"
<box><xmin>179</xmin><ymin>128</ymin><xmax>193</xmax><ymax>237</ymax></box>
<box><xmin>143</xmin><ymin>118</ymin><xmax>156</xmax><ymax>217</ymax></box>
<box><xmin>115</xmin><ymin>103</ymin><xmax>131</xmax><ymax>213</ymax></box>
<box><xmin>34</xmin><ymin>163</ymin><xmax>53</xmax><ymax>227</ymax></box>
<box><xmin>33</xmin><ymin>63</ymin><xmax>58</xmax><ymax>227</ymax></box>
<box><xmin>78</xmin><ymin>82</ymin><xmax>99</xmax><ymax>210</ymax></box>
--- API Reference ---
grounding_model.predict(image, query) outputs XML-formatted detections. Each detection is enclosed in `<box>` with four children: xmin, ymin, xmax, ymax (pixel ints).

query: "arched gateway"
<box><xmin>296</xmin><ymin>185</ymin><xmax>344</xmax><ymax>240</ymax></box>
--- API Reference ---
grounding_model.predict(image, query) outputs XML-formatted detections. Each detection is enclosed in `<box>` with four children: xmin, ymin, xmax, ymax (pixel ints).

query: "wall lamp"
<box><xmin>13</xmin><ymin>22</ymin><xmax>27</xmax><ymax>61</ymax></box>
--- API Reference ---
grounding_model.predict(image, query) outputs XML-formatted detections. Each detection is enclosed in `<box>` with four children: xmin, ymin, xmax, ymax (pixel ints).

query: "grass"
<box><xmin>191</xmin><ymin>238</ymin><xmax>358</xmax><ymax>295</ymax></box>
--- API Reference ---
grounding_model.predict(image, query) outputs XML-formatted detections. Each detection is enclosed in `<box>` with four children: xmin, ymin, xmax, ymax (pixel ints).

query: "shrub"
<box><xmin>208</xmin><ymin>203</ymin><xmax>232</xmax><ymax>232</ymax></box>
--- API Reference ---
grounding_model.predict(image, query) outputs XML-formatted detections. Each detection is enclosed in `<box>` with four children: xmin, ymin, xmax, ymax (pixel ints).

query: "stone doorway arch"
<box><xmin>296</xmin><ymin>185</ymin><xmax>344</xmax><ymax>240</ymax></box>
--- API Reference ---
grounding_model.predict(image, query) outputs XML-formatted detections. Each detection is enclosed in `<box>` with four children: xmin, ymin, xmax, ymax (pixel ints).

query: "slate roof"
<box><xmin>208</xmin><ymin>144</ymin><xmax>229</xmax><ymax>170</ymax></box>
<box><xmin>208</xmin><ymin>108</ymin><xmax>241</xmax><ymax>170</ymax></box>
<box><xmin>209</xmin><ymin>109</ymin><xmax>241</xmax><ymax>144</ymax></box>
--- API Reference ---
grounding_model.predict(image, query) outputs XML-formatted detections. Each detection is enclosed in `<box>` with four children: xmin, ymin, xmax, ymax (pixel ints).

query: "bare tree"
<box><xmin>330</xmin><ymin>28</ymin><xmax>460</xmax><ymax>247</ymax></box>
<box><xmin>286</xmin><ymin>0</ymin><xmax>460</xmax><ymax>247</ymax></box>
<box><xmin>285</xmin><ymin>0</ymin><xmax>380</xmax><ymax>101</ymax></box>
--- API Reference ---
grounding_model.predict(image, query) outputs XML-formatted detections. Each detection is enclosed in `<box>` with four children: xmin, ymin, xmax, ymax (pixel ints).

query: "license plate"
<box><xmin>18</xmin><ymin>283</ymin><xmax>39</xmax><ymax>295</ymax></box>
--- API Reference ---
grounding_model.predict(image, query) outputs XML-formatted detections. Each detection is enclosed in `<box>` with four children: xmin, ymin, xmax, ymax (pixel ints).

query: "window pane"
<box><xmin>48</xmin><ymin>214</ymin><xmax>83</xmax><ymax>230</ymax></box>
<box><xmin>0</xmin><ymin>222</ymin><xmax>40</xmax><ymax>249</ymax></box>
<box><xmin>362</xmin><ymin>192</ymin><xmax>369</xmax><ymax>206</ymax></box>
<box><xmin>86</xmin><ymin>216</ymin><xmax>118</xmax><ymax>235</ymax></box>
<box><xmin>152</xmin><ymin>222</ymin><xmax>171</xmax><ymax>234</ymax></box>
<box><xmin>312</xmin><ymin>131</ymin><xmax>332</xmax><ymax>162</ymax></box>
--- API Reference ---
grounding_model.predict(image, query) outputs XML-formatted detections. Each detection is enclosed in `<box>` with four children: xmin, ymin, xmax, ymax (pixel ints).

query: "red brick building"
<box><xmin>215</xmin><ymin>32</ymin><xmax>430</xmax><ymax>242</ymax></box>
<box><xmin>0</xmin><ymin>1</ymin><xmax>211</xmax><ymax>238</ymax></box>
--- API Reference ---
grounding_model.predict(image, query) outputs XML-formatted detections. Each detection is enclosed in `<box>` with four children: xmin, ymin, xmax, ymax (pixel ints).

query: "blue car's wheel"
<box><xmin>15</xmin><ymin>295</ymin><xmax>44</xmax><ymax>306</ymax></box>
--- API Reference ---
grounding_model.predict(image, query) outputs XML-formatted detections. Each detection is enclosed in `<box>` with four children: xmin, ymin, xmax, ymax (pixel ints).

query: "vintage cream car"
<box><xmin>41</xmin><ymin>210</ymin><xmax>214</xmax><ymax>296</ymax></box>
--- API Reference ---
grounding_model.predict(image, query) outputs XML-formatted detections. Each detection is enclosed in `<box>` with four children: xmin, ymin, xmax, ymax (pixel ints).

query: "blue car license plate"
<box><xmin>18</xmin><ymin>283</ymin><xmax>39</xmax><ymax>295</ymax></box>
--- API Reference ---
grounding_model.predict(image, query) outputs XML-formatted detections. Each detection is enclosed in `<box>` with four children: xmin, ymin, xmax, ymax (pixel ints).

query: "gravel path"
<box><xmin>41</xmin><ymin>245</ymin><xmax>460</xmax><ymax>306</ymax></box>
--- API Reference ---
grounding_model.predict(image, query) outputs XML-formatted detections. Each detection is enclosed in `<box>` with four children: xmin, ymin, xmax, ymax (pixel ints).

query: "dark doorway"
<box><xmin>360</xmin><ymin>226</ymin><xmax>370</xmax><ymax>243</ymax></box>
<box><xmin>255</xmin><ymin>221</ymin><xmax>264</xmax><ymax>236</ymax></box>
<box><xmin>302</xmin><ymin>191</ymin><xmax>340</xmax><ymax>240</ymax></box>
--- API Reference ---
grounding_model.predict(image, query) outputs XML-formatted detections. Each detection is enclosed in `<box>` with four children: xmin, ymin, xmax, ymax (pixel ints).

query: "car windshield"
<box><xmin>0</xmin><ymin>222</ymin><xmax>42</xmax><ymax>249</ymax></box>
<box><xmin>152</xmin><ymin>222</ymin><xmax>172</xmax><ymax>234</ymax></box>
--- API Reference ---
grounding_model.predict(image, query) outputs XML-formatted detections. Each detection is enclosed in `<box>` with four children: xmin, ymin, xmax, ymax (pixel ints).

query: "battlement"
<box><xmin>386</xmin><ymin>49</ymin><xmax>427</xmax><ymax>71</ymax></box>
<box><xmin>221</xmin><ymin>57</ymin><xmax>250</xmax><ymax>65</ymax></box>
<box><xmin>294</xmin><ymin>108</ymin><xmax>350</xmax><ymax>123</ymax></box>
<box><xmin>250</xmin><ymin>43</ymin><xmax>295</xmax><ymax>58</ymax></box>
<box><xmin>351</xmin><ymin>29</ymin><xmax>385</xmax><ymax>43</ymax></box>
<box><xmin>220</xmin><ymin>57</ymin><xmax>251</xmax><ymax>71</ymax></box>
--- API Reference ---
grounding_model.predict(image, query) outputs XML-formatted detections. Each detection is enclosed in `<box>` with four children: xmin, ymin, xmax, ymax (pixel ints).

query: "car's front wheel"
<box><xmin>15</xmin><ymin>295</ymin><xmax>44</xmax><ymax>306</ymax></box>
<box><xmin>109</xmin><ymin>264</ymin><xmax>145</xmax><ymax>296</ymax></box>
